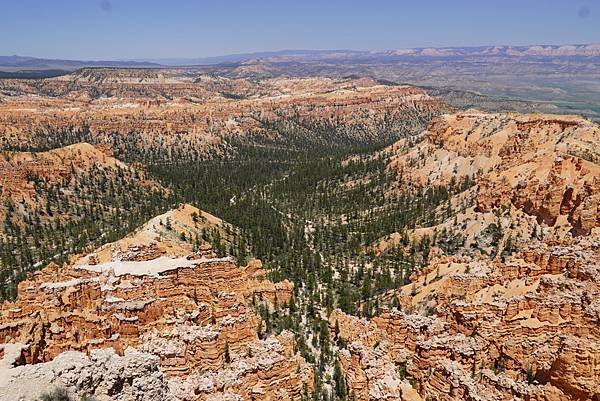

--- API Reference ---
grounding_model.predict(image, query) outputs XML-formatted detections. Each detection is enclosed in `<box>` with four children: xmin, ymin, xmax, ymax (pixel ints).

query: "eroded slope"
<box><xmin>0</xmin><ymin>143</ymin><xmax>169</xmax><ymax>299</ymax></box>
<box><xmin>334</xmin><ymin>112</ymin><xmax>600</xmax><ymax>401</ymax></box>
<box><xmin>0</xmin><ymin>204</ymin><xmax>311</xmax><ymax>401</ymax></box>
<box><xmin>0</xmin><ymin>71</ymin><xmax>445</xmax><ymax>161</ymax></box>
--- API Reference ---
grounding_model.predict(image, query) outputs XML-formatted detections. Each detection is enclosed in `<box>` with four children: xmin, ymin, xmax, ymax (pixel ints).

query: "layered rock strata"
<box><xmin>335</xmin><ymin>112</ymin><xmax>600</xmax><ymax>401</ymax></box>
<box><xmin>0</xmin><ymin>72</ymin><xmax>445</xmax><ymax>158</ymax></box>
<box><xmin>0</xmin><ymin>205</ymin><xmax>310</xmax><ymax>400</ymax></box>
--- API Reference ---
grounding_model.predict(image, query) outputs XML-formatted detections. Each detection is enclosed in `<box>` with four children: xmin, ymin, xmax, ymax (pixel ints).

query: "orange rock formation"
<box><xmin>334</xmin><ymin>111</ymin><xmax>600</xmax><ymax>401</ymax></box>
<box><xmin>0</xmin><ymin>70</ymin><xmax>445</xmax><ymax>159</ymax></box>
<box><xmin>0</xmin><ymin>205</ymin><xmax>311</xmax><ymax>401</ymax></box>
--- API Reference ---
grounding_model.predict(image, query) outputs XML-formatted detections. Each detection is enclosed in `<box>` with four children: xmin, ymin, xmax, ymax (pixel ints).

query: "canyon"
<box><xmin>0</xmin><ymin>67</ymin><xmax>598</xmax><ymax>401</ymax></box>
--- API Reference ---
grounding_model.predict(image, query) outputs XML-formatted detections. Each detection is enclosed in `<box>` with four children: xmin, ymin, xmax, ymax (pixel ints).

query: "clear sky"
<box><xmin>2</xmin><ymin>0</ymin><xmax>599</xmax><ymax>60</ymax></box>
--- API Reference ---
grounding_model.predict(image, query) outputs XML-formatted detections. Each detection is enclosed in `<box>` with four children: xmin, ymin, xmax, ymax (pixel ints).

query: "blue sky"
<box><xmin>2</xmin><ymin>0</ymin><xmax>599</xmax><ymax>59</ymax></box>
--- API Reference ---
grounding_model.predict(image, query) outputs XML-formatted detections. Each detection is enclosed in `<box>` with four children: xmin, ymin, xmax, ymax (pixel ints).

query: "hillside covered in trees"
<box><xmin>1</xmin><ymin>70</ymin><xmax>599</xmax><ymax>401</ymax></box>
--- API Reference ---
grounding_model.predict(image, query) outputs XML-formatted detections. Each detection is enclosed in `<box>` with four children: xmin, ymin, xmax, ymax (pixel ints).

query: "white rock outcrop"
<box><xmin>0</xmin><ymin>346</ymin><xmax>172</xmax><ymax>401</ymax></box>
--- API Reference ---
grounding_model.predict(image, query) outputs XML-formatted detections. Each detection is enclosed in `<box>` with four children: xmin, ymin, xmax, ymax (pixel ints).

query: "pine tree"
<box><xmin>224</xmin><ymin>341</ymin><xmax>231</xmax><ymax>364</ymax></box>
<box><xmin>334</xmin><ymin>359</ymin><xmax>347</xmax><ymax>399</ymax></box>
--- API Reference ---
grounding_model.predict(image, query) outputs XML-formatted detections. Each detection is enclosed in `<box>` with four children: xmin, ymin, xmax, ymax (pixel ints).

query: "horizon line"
<box><xmin>3</xmin><ymin>41</ymin><xmax>600</xmax><ymax>63</ymax></box>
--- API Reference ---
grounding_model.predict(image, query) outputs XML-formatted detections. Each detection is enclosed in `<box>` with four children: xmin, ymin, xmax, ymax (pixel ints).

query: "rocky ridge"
<box><xmin>333</xmin><ymin>112</ymin><xmax>600</xmax><ymax>401</ymax></box>
<box><xmin>0</xmin><ymin>142</ymin><xmax>170</xmax><ymax>300</ymax></box>
<box><xmin>0</xmin><ymin>204</ymin><xmax>311</xmax><ymax>400</ymax></box>
<box><xmin>333</xmin><ymin>231</ymin><xmax>600</xmax><ymax>400</ymax></box>
<box><xmin>0</xmin><ymin>72</ymin><xmax>445</xmax><ymax>160</ymax></box>
<box><xmin>0</xmin><ymin>142</ymin><xmax>161</xmax><ymax>222</ymax></box>
<box><xmin>381</xmin><ymin>112</ymin><xmax>600</xmax><ymax>247</ymax></box>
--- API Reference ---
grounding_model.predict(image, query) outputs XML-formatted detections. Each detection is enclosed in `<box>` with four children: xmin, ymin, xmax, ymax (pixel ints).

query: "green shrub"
<box><xmin>39</xmin><ymin>388</ymin><xmax>71</xmax><ymax>401</ymax></box>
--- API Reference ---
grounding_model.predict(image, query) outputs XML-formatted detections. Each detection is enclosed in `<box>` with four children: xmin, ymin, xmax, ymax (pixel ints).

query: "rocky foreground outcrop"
<box><xmin>333</xmin><ymin>231</ymin><xmax>600</xmax><ymax>401</ymax></box>
<box><xmin>0</xmin><ymin>346</ymin><xmax>172</xmax><ymax>401</ymax></box>
<box><xmin>0</xmin><ymin>204</ymin><xmax>311</xmax><ymax>401</ymax></box>
<box><xmin>340</xmin><ymin>112</ymin><xmax>600</xmax><ymax>401</ymax></box>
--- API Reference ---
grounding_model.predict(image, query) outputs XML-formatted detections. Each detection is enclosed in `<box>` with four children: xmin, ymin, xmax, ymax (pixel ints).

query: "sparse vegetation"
<box><xmin>38</xmin><ymin>388</ymin><xmax>71</xmax><ymax>401</ymax></box>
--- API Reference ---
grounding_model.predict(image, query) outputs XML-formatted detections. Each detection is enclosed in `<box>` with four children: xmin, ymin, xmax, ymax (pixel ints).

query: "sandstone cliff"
<box><xmin>0</xmin><ymin>204</ymin><xmax>311</xmax><ymax>400</ymax></box>
<box><xmin>339</xmin><ymin>112</ymin><xmax>600</xmax><ymax>401</ymax></box>
<box><xmin>0</xmin><ymin>72</ymin><xmax>446</xmax><ymax>160</ymax></box>
<box><xmin>378</xmin><ymin>111</ymin><xmax>600</xmax><ymax>252</ymax></box>
<box><xmin>334</xmin><ymin>230</ymin><xmax>600</xmax><ymax>400</ymax></box>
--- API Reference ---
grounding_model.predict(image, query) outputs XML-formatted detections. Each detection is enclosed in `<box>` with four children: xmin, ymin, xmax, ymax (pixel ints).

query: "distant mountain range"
<box><xmin>152</xmin><ymin>43</ymin><xmax>600</xmax><ymax>65</ymax></box>
<box><xmin>0</xmin><ymin>55</ymin><xmax>160</xmax><ymax>73</ymax></box>
<box><xmin>1</xmin><ymin>43</ymin><xmax>600</xmax><ymax>73</ymax></box>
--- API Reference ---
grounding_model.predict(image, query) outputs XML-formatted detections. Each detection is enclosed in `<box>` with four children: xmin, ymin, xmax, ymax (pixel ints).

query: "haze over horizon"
<box><xmin>2</xmin><ymin>0</ymin><xmax>599</xmax><ymax>60</ymax></box>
